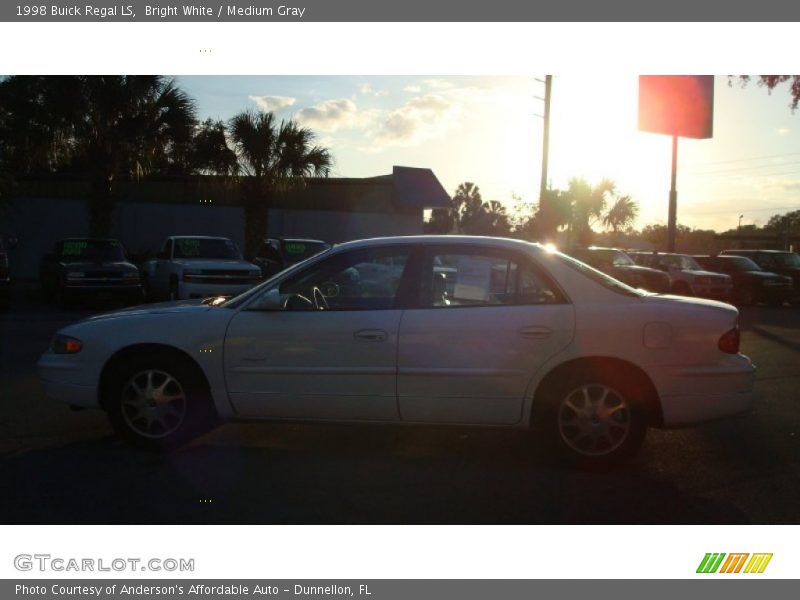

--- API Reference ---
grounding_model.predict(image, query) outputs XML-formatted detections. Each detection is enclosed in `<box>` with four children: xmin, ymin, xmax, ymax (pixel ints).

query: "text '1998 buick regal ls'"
<box><xmin>37</xmin><ymin>236</ymin><xmax>755</xmax><ymax>467</ymax></box>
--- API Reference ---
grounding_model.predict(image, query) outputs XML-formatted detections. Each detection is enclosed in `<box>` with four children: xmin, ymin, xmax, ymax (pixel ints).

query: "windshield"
<box><xmin>58</xmin><ymin>239</ymin><xmax>126</xmax><ymax>262</ymax></box>
<box><xmin>222</xmin><ymin>246</ymin><xmax>335</xmax><ymax>308</ymax></box>
<box><xmin>554</xmin><ymin>251</ymin><xmax>644</xmax><ymax>297</ymax></box>
<box><xmin>723</xmin><ymin>256</ymin><xmax>761</xmax><ymax>272</ymax></box>
<box><xmin>771</xmin><ymin>253</ymin><xmax>800</xmax><ymax>268</ymax></box>
<box><xmin>174</xmin><ymin>238</ymin><xmax>242</xmax><ymax>260</ymax></box>
<box><xmin>661</xmin><ymin>254</ymin><xmax>703</xmax><ymax>271</ymax></box>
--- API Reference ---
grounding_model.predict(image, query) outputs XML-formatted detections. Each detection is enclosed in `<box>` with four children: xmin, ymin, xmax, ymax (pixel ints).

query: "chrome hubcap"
<box><xmin>557</xmin><ymin>384</ymin><xmax>631</xmax><ymax>456</ymax></box>
<box><xmin>121</xmin><ymin>369</ymin><xmax>186</xmax><ymax>438</ymax></box>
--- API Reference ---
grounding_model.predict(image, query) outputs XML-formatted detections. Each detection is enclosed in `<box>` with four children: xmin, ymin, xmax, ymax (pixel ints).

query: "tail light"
<box><xmin>718</xmin><ymin>326</ymin><xmax>740</xmax><ymax>354</ymax></box>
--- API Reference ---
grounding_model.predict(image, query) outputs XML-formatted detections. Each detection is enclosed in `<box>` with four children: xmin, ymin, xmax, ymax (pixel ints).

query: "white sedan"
<box><xmin>37</xmin><ymin>236</ymin><xmax>755</xmax><ymax>466</ymax></box>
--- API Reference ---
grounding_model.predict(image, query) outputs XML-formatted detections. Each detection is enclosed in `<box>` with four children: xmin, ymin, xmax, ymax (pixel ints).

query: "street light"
<box><xmin>738</xmin><ymin>214</ymin><xmax>744</xmax><ymax>229</ymax></box>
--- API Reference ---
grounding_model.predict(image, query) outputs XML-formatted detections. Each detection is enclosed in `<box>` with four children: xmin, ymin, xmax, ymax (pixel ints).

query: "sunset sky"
<box><xmin>178</xmin><ymin>75</ymin><xmax>800</xmax><ymax>232</ymax></box>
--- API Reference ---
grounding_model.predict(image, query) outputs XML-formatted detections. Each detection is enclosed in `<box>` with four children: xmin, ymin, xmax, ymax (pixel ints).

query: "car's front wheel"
<box><xmin>537</xmin><ymin>369</ymin><xmax>647</xmax><ymax>467</ymax></box>
<box><xmin>106</xmin><ymin>352</ymin><xmax>217</xmax><ymax>450</ymax></box>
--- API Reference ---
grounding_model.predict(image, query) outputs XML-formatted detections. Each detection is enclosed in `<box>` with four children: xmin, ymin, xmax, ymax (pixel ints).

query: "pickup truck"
<box><xmin>142</xmin><ymin>236</ymin><xmax>263</xmax><ymax>301</ymax></box>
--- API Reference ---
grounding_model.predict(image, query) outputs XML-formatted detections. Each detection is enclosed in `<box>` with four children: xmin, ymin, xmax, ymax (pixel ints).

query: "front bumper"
<box><xmin>37</xmin><ymin>353</ymin><xmax>99</xmax><ymax>409</ymax></box>
<box><xmin>693</xmin><ymin>283</ymin><xmax>733</xmax><ymax>300</ymax></box>
<box><xmin>656</xmin><ymin>354</ymin><xmax>756</xmax><ymax>427</ymax></box>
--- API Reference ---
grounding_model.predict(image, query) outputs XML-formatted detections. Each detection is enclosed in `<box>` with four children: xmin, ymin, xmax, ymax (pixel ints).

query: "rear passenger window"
<box><xmin>424</xmin><ymin>251</ymin><xmax>561</xmax><ymax>308</ymax></box>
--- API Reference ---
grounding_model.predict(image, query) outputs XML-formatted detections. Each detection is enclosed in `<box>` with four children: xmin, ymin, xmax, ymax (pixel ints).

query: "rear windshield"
<box><xmin>174</xmin><ymin>238</ymin><xmax>242</xmax><ymax>260</ymax></box>
<box><xmin>58</xmin><ymin>239</ymin><xmax>126</xmax><ymax>261</ymax></box>
<box><xmin>554</xmin><ymin>251</ymin><xmax>644</xmax><ymax>297</ymax></box>
<box><xmin>282</xmin><ymin>240</ymin><xmax>330</xmax><ymax>261</ymax></box>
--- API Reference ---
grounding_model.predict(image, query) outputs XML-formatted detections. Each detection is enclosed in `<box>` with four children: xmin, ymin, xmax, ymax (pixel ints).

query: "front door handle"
<box><xmin>354</xmin><ymin>329</ymin><xmax>388</xmax><ymax>342</ymax></box>
<box><xmin>518</xmin><ymin>326</ymin><xmax>552</xmax><ymax>339</ymax></box>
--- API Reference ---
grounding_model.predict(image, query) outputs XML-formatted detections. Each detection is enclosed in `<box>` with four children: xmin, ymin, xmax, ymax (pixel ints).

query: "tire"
<box><xmin>105</xmin><ymin>351</ymin><xmax>218</xmax><ymax>451</ymax></box>
<box><xmin>168</xmin><ymin>278</ymin><xmax>179</xmax><ymax>302</ymax></box>
<box><xmin>535</xmin><ymin>366</ymin><xmax>648</xmax><ymax>468</ymax></box>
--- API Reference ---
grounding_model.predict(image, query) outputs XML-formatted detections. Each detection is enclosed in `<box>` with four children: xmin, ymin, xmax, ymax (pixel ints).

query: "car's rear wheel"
<box><xmin>537</xmin><ymin>369</ymin><xmax>647</xmax><ymax>467</ymax></box>
<box><xmin>106</xmin><ymin>352</ymin><xmax>217</xmax><ymax>450</ymax></box>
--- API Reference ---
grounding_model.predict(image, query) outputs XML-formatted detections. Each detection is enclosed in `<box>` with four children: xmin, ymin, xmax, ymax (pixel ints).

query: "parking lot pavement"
<box><xmin>1</xmin><ymin>289</ymin><xmax>799</xmax><ymax>524</ymax></box>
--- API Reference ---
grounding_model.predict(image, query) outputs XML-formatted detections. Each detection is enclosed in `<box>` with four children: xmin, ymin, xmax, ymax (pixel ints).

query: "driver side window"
<box><xmin>279</xmin><ymin>247</ymin><xmax>411</xmax><ymax>311</ymax></box>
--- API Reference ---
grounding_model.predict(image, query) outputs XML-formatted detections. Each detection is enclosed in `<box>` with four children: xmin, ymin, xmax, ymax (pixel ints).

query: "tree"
<box><xmin>0</xmin><ymin>75</ymin><xmax>198</xmax><ymax>236</ymax></box>
<box><xmin>734</xmin><ymin>76</ymin><xmax>800</xmax><ymax>111</ymax></box>
<box><xmin>228</xmin><ymin>109</ymin><xmax>332</xmax><ymax>255</ymax></box>
<box><xmin>190</xmin><ymin>119</ymin><xmax>238</xmax><ymax>176</ymax></box>
<box><xmin>603</xmin><ymin>194</ymin><xmax>640</xmax><ymax>242</ymax></box>
<box><xmin>564</xmin><ymin>177</ymin><xmax>615</xmax><ymax>246</ymax></box>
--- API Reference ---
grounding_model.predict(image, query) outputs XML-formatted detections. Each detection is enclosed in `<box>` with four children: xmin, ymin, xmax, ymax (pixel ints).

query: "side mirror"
<box><xmin>248</xmin><ymin>288</ymin><xmax>284</xmax><ymax>311</ymax></box>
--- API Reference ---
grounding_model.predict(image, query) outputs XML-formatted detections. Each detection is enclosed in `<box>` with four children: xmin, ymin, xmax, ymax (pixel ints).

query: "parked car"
<box><xmin>629</xmin><ymin>251</ymin><xmax>733</xmax><ymax>299</ymax></box>
<box><xmin>694</xmin><ymin>255</ymin><xmax>793</xmax><ymax>306</ymax></box>
<box><xmin>40</xmin><ymin>238</ymin><xmax>142</xmax><ymax>307</ymax></box>
<box><xmin>0</xmin><ymin>235</ymin><xmax>11</xmax><ymax>309</ymax></box>
<box><xmin>718</xmin><ymin>249</ymin><xmax>800</xmax><ymax>305</ymax></box>
<box><xmin>568</xmin><ymin>247</ymin><xmax>670</xmax><ymax>293</ymax></box>
<box><xmin>38</xmin><ymin>236</ymin><xmax>755</xmax><ymax>466</ymax></box>
<box><xmin>252</xmin><ymin>237</ymin><xmax>331</xmax><ymax>278</ymax></box>
<box><xmin>141</xmin><ymin>236</ymin><xmax>262</xmax><ymax>301</ymax></box>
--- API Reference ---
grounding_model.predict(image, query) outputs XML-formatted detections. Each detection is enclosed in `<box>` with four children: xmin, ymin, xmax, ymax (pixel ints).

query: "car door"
<box><xmin>397</xmin><ymin>246</ymin><xmax>575</xmax><ymax>425</ymax></box>
<box><xmin>223</xmin><ymin>245</ymin><xmax>417</xmax><ymax>421</ymax></box>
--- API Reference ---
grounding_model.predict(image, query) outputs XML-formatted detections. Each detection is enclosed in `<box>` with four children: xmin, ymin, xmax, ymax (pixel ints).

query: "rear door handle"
<box><xmin>518</xmin><ymin>326</ymin><xmax>552</xmax><ymax>339</ymax></box>
<box><xmin>354</xmin><ymin>329</ymin><xmax>388</xmax><ymax>342</ymax></box>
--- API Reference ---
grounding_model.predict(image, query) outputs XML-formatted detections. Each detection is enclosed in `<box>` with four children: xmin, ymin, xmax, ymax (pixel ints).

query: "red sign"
<box><xmin>638</xmin><ymin>75</ymin><xmax>714</xmax><ymax>139</ymax></box>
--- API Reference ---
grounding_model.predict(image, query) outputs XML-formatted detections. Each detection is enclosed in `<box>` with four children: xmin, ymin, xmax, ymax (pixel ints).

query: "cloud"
<box><xmin>423</xmin><ymin>79</ymin><xmax>455</xmax><ymax>90</ymax></box>
<box><xmin>372</xmin><ymin>94</ymin><xmax>454</xmax><ymax>147</ymax></box>
<box><xmin>248</xmin><ymin>95</ymin><xmax>296</xmax><ymax>112</ymax></box>
<box><xmin>359</xmin><ymin>83</ymin><xmax>388</xmax><ymax>97</ymax></box>
<box><xmin>294</xmin><ymin>99</ymin><xmax>360</xmax><ymax>132</ymax></box>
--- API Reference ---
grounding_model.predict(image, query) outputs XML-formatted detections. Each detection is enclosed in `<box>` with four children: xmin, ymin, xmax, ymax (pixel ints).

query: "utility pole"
<box><xmin>667</xmin><ymin>135</ymin><xmax>678</xmax><ymax>252</ymax></box>
<box><xmin>535</xmin><ymin>75</ymin><xmax>553</xmax><ymax>240</ymax></box>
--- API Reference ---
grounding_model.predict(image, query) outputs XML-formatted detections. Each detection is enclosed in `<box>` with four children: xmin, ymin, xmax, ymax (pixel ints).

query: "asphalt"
<box><xmin>1</xmin><ymin>287</ymin><xmax>799</xmax><ymax>524</ymax></box>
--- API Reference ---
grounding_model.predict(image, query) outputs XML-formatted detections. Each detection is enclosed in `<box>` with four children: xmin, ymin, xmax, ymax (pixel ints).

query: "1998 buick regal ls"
<box><xmin>37</xmin><ymin>236</ymin><xmax>755</xmax><ymax>466</ymax></box>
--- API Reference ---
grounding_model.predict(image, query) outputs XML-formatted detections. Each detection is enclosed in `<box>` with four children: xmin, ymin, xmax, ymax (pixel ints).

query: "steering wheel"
<box><xmin>311</xmin><ymin>286</ymin><xmax>329</xmax><ymax>311</ymax></box>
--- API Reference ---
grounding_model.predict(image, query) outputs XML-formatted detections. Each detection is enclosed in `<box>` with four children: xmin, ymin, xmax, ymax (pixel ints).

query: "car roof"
<box><xmin>169</xmin><ymin>235</ymin><xmax>232</xmax><ymax>241</ymax></box>
<box><xmin>327</xmin><ymin>235</ymin><xmax>547</xmax><ymax>254</ymax></box>
<box><xmin>723</xmin><ymin>249</ymin><xmax>790</xmax><ymax>254</ymax></box>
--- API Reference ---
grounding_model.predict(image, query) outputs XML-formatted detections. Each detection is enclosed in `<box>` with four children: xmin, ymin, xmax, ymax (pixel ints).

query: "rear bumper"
<box><xmin>656</xmin><ymin>355</ymin><xmax>756</xmax><ymax>427</ymax></box>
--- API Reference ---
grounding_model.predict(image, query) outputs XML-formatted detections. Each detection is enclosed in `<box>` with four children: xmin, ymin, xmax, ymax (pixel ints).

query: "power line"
<box><xmin>686</xmin><ymin>160</ymin><xmax>800</xmax><ymax>177</ymax></box>
<box><xmin>684</xmin><ymin>151</ymin><xmax>800</xmax><ymax>169</ymax></box>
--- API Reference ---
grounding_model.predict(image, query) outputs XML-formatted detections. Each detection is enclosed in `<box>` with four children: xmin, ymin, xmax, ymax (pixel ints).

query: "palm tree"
<box><xmin>228</xmin><ymin>110</ymin><xmax>333</xmax><ymax>255</ymax></box>
<box><xmin>0</xmin><ymin>75</ymin><xmax>197</xmax><ymax>236</ymax></box>
<box><xmin>566</xmin><ymin>177</ymin><xmax>616</xmax><ymax>246</ymax></box>
<box><xmin>603</xmin><ymin>195</ymin><xmax>640</xmax><ymax>237</ymax></box>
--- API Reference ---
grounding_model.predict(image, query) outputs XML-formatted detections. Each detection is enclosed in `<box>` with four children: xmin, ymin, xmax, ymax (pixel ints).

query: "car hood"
<box><xmin>58</xmin><ymin>260</ymin><xmax>138</xmax><ymax>271</ymax></box>
<box><xmin>615</xmin><ymin>264</ymin><xmax>666</xmax><ymax>277</ymax></box>
<box><xmin>684</xmin><ymin>269</ymin><xmax>731</xmax><ymax>280</ymax></box>
<box><xmin>81</xmin><ymin>299</ymin><xmax>213</xmax><ymax>323</ymax></box>
<box><xmin>172</xmin><ymin>259</ymin><xmax>258</xmax><ymax>271</ymax></box>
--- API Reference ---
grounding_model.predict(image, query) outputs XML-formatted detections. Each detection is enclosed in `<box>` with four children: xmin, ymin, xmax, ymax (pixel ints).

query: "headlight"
<box><xmin>66</xmin><ymin>271</ymin><xmax>85</xmax><ymax>279</ymax></box>
<box><xmin>51</xmin><ymin>334</ymin><xmax>83</xmax><ymax>354</ymax></box>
